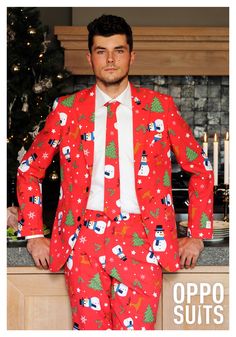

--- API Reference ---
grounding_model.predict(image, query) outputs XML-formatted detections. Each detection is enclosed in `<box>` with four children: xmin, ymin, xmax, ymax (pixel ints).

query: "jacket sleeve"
<box><xmin>16</xmin><ymin>99</ymin><xmax>62</xmax><ymax>237</ymax></box>
<box><xmin>167</xmin><ymin>96</ymin><xmax>214</xmax><ymax>239</ymax></box>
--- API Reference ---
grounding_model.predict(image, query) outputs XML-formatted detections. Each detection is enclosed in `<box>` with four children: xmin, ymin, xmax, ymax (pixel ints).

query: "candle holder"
<box><xmin>214</xmin><ymin>184</ymin><xmax>229</xmax><ymax>222</ymax></box>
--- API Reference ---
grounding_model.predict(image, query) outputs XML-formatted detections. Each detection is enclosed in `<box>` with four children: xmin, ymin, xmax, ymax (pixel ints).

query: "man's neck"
<box><xmin>96</xmin><ymin>78</ymin><xmax>129</xmax><ymax>99</ymax></box>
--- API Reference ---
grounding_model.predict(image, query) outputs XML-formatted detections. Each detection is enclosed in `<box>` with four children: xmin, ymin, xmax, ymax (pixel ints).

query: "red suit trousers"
<box><xmin>64</xmin><ymin>210</ymin><xmax>162</xmax><ymax>330</ymax></box>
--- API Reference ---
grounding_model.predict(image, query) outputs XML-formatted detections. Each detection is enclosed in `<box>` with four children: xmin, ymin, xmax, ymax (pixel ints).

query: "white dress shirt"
<box><xmin>26</xmin><ymin>83</ymin><xmax>140</xmax><ymax>239</ymax></box>
<box><xmin>86</xmin><ymin>83</ymin><xmax>141</xmax><ymax>214</ymax></box>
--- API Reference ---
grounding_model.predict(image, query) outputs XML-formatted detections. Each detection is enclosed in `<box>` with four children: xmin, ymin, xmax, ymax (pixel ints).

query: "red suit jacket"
<box><xmin>17</xmin><ymin>83</ymin><xmax>214</xmax><ymax>272</ymax></box>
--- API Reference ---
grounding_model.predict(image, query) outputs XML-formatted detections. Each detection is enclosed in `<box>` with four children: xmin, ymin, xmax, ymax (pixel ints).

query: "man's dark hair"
<box><xmin>87</xmin><ymin>14</ymin><xmax>133</xmax><ymax>52</ymax></box>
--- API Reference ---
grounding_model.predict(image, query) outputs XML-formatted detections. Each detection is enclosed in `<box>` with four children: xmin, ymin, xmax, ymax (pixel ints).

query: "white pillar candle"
<box><xmin>213</xmin><ymin>133</ymin><xmax>219</xmax><ymax>186</ymax></box>
<box><xmin>202</xmin><ymin>132</ymin><xmax>208</xmax><ymax>156</ymax></box>
<box><xmin>224</xmin><ymin>131</ymin><xmax>229</xmax><ymax>185</ymax></box>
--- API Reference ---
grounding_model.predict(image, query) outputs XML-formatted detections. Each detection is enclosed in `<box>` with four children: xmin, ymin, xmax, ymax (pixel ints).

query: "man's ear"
<box><xmin>130</xmin><ymin>51</ymin><xmax>136</xmax><ymax>65</ymax></box>
<box><xmin>86</xmin><ymin>52</ymin><xmax>92</xmax><ymax>67</ymax></box>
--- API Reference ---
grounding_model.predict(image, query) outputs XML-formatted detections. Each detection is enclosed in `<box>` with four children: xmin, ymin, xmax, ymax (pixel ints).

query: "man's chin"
<box><xmin>98</xmin><ymin>74</ymin><xmax>128</xmax><ymax>86</ymax></box>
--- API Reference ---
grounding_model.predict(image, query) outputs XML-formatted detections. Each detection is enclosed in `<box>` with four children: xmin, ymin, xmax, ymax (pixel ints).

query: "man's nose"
<box><xmin>107</xmin><ymin>51</ymin><xmax>114</xmax><ymax>63</ymax></box>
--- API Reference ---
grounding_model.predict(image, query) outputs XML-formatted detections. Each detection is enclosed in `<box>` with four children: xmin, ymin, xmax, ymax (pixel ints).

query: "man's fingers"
<box><xmin>179</xmin><ymin>254</ymin><xmax>187</xmax><ymax>269</ymax></box>
<box><xmin>184</xmin><ymin>257</ymin><xmax>192</xmax><ymax>269</ymax></box>
<box><xmin>190</xmin><ymin>255</ymin><xmax>198</xmax><ymax>269</ymax></box>
<box><xmin>40</xmin><ymin>258</ymin><xmax>49</xmax><ymax>269</ymax></box>
<box><xmin>27</xmin><ymin>238</ymin><xmax>50</xmax><ymax>269</ymax></box>
<box><xmin>32</xmin><ymin>255</ymin><xmax>49</xmax><ymax>269</ymax></box>
<box><xmin>33</xmin><ymin>257</ymin><xmax>43</xmax><ymax>269</ymax></box>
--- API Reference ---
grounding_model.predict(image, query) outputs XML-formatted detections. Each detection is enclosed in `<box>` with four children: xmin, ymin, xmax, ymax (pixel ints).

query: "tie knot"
<box><xmin>105</xmin><ymin>100</ymin><xmax>120</xmax><ymax>112</ymax></box>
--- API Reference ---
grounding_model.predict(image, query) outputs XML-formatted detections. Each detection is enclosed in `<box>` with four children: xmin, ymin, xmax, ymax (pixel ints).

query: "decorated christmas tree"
<box><xmin>144</xmin><ymin>304</ymin><xmax>155</xmax><ymax>323</ymax></box>
<box><xmin>7</xmin><ymin>7</ymin><xmax>71</xmax><ymax>205</ymax></box>
<box><xmin>132</xmin><ymin>232</ymin><xmax>144</xmax><ymax>246</ymax></box>
<box><xmin>65</xmin><ymin>210</ymin><xmax>75</xmax><ymax>226</ymax></box>
<box><xmin>151</xmin><ymin>97</ymin><xmax>164</xmax><ymax>112</ymax></box>
<box><xmin>200</xmin><ymin>212</ymin><xmax>210</xmax><ymax>228</ymax></box>
<box><xmin>105</xmin><ymin>141</ymin><xmax>117</xmax><ymax>158</ymax></box>
<box><xmin>109</xmin><ymin>267</ymin><xmax>122</xmax><ymax>282</ymax></box>
<box><xmin>88</xmin><ymin>273</ymin><xmax>103</xmax><ymax>291</ymax></box>
<box><xmin>163</xmin><ymin>170</ymin><xmax>171</xmax><ymax>187</ymax></box>
<box><xmin>186</xmin><ymin>146</ymin><xmax>198</xmax><ymax>162</ymax></box>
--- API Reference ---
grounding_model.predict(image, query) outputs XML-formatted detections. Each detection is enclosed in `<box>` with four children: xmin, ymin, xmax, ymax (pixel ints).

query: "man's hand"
<box><xmin>7</xmin><ymin>206</ymin><xmax>18</xmax><ymax>231</ymax></box>
<box><xmin>178</xmin><ymin>237</ymin><xmax>204</xmax><ymax>269</ymax></box>
<box><xmin>27</xmin><ymin>237</ymin><xmax>50</xmax><ymax>269</ymax></box>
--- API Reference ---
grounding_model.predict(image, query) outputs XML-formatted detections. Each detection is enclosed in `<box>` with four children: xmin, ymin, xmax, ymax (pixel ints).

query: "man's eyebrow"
<box><xmin>93</xmin><ymin>45</ymin><xmax>127</xmax><ymax>50</ymax></box>
<box><xmin>94</xmin><ymin>46</ymin><xmax>106</xmax><ymax>50</ymax></box>
<box><xmin>114</xmin><ymin>45</ymin><xmax>127</xmax><ymax>49</ymax></box>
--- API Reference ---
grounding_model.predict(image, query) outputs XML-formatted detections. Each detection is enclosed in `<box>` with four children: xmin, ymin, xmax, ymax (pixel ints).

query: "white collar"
<box><xmin>95</xmin><ymin>83</ymin><xmax>132</xmax><ymax>109</ymax></box>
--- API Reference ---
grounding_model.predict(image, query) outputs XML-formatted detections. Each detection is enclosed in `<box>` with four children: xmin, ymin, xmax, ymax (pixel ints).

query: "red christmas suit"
<box><xmin>17</xmin><ymin>83</ymin><xmax>214</xmax><ymax>329</ymax></box>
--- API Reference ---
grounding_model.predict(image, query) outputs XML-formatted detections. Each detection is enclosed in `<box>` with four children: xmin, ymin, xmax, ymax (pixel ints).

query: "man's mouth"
<box><xmin>104</xmin><ymin>67</ymin><xmax>117</xmax><ymax>71</ymax></box>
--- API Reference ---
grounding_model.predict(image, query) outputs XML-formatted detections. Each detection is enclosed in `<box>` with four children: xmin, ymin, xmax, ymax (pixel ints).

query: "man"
<box><xmin>17</xmin><ymin>15</ymin><xmax>214</xmax><ymax>330</ymax></box>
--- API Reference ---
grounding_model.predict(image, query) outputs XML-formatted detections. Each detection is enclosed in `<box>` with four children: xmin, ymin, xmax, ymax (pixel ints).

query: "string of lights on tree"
<box><xmin>7</xmin><ymin>7</ymin><xmax>71</xmax><ymax>187</ymax></box>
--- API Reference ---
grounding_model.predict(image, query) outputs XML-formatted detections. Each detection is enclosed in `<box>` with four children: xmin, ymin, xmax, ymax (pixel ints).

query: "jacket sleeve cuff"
<box><xmin>187</xmin><ymin>225</ymin><xmax>213</xmax><ymax>239</ymax></box>
<box><xmin>25</xmin><ymin>234</ymin><xmax>45</xmax><ymax>240</ymax></box>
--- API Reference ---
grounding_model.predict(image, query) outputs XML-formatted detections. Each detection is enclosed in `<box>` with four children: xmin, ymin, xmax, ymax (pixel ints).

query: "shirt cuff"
<box><xmin>25</xmin><ymin>234</ymin><xmax>45</xmax><ymax>239</ymax></box>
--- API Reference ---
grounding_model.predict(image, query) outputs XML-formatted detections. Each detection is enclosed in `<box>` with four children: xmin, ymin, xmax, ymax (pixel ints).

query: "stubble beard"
<box><xmin>92</xmin><ymin>59</ymin><xmax>131</xmax><ymax>87</ymax></box>
<box><xmin>96</xmin><ymin>70</ymin><xmax>129</xmax><ymax>87</ymax></box>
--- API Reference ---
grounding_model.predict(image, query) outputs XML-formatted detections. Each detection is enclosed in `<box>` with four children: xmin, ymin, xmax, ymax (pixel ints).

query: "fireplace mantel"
<box><xmin>54</xmin><ymin>26</ymin><xmax>229</xmax><ymax>75</ymax></box>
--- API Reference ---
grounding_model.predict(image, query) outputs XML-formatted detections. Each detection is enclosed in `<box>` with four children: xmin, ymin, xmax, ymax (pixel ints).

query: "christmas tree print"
<box><xmin>61</xmin><ymin>94</ymin><xmax>76</xmax><ymax>107</ymax></box>
<box><xmin>144</xmin><ymin>226</ymin><xmax>150</xmax><ymax>235</ymax></box>
<box><xmin>65</xmin><ymin>209</ymin><xmax>75</xmax><ymax>226</ymax></box>
<box><xmin>186</xmin><ymin>146</ymin><xmax>198</xmax><ymax>161</ymax></box>
<box><xmin>90</xmin><ymin>112</ymin><xmax>95</xmax><ymax>123</ymax></box>
<box><xmin>110</xmin><ymin>268</ymin><xmax>122</xmax><ymax>282</ymax></box>
<box><xmin>133</xmin><ymin>279</ymin><xmax>143</xmax><ymax>289</ymax></box>
<box><xmin>168</xmin><ymin>128</ymin><xmax>176</xmax><ymax>136</ymax></box>
<box><xmin>200</xmin><ymin>212</ymin><xmax>209</xmax><ymax>228</ymax></box>
<box><xmin>78</xmin><ymin>276</ymin><xmax>85</xmax><ymax>283</ymax></box>
<box><xmin>105</xmin><ymin>141</ymin><xmax>117</xmax><ymax>159</ymax></box>
<box><xmin>72</xmin><ymin>160</ymin><xmax>78</xmax><ymax>169</ymax></box>
<box><xmin>194</xmin><ymin>191</ymin><xmax>199</xmax><ymax>198</ymax></box>
<box><xmin>88</xmin><ymin>273</ymin><xmax>103</xmax><ymax>291</ymax></box>
<box><xmin>95</xmin><ymin>320</ymin><xmax>103</xmax><ymax>329</ymax></box>
<box><xmin>107</xmin><ymin>104</ymin><xmax>113</xmax><ymax>117</ymax></box>
<box><xmin>36</xmin><ymin>140</ymin><xmax>44</xmax><ymax>148</ymax></box>
<box><xmin>19</xmin><ymin>203</ymin><xmax>25</xmax><ymax>210</ymax></box>
<box><xmin>163</xmin><ymin>170</ymin><xmax>171</xmax><ymax>187</ymax></box>
<box><xmin>144</xmin><ymin>103</ymin><xmax>150</xmax><ymax>111</ymax></box>
<box><xmin>144</xmin><ymin>304</ymin><xmax>155</xmax><ymax>323</ymax></box>
<box><xmin>78</xmin><ymin>113</ymin><xmax>86</xmax><ymax>121</ymax></box>
<box><xmin>132</xmin><ymin>232</ymin><xmax>145</xmax><ymax>246</ymax></box>
<box><xmin>151</xmin><ymin>97</ymin><xmax>164</xmax><ymax>112</ymax></box>
<box><xmin>94</xmin><ymin>243</ymin><xmax>102</xmax><ymax>251</ymax></box>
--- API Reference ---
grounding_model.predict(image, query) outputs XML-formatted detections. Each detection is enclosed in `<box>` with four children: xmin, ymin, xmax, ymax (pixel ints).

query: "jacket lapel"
<box><xmin>76</xmin><ymin>85</ymin><xmax>96</xmax><ymax>171</ymax></box>
<box><xmin>130</xmin><ymin>84</ymin><xmax>150</xmax><ymax>179</ymax></box>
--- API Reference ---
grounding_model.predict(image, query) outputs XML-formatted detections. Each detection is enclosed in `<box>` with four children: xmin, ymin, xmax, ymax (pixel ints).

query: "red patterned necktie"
<box><xmin>104</xmin><ymin>101</ymin><xmax>121</xmax><ymax>220</ymax></box>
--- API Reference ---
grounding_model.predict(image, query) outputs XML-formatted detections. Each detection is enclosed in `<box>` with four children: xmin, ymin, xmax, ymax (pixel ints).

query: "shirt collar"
<box><xmin>95</xmin><ymin>82</ymin><xmax>132</xmax><ymax>110</ymax></box>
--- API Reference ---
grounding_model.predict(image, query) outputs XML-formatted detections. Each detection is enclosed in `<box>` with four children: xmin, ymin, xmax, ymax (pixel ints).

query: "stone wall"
<box><xmin>69</xmin><ymin>75</ymin><xmax>229</xmax><ymax>170</ymax></box>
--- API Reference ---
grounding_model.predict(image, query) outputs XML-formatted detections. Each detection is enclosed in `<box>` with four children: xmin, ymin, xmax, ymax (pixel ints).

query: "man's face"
<box><xmin>87</xmin><ymin>34</ymin><xmax>135</xmax><ymax>86</ymax></box>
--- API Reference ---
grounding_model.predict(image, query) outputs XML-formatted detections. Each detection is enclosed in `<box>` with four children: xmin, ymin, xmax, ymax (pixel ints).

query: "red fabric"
<box><xmin>17</xmin><ymin>83</ymin><xmax>214</xmax><ymax>274</ymax></box>
<box><xmin>103</xmin><ymin>101</ymin><xmax>121</xmax><ymax>220</ymax></box>
<box><xmin>65</xmin><ymin>210</ymin><xmax>162</xmax><ymax>330</ymax></box>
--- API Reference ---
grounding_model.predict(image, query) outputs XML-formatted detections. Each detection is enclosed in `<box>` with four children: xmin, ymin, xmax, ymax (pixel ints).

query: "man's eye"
<box><xmin>97</xmin><ymin>50</ymin><xmax>105</xmax><ymax>54</ymax></box>
<box><xmin>116</xmin><ymin>49</ymin><xmax>124</xmax><ymax>54</ymax></box>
